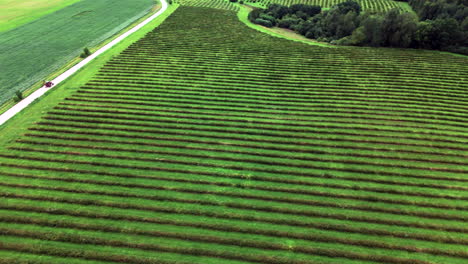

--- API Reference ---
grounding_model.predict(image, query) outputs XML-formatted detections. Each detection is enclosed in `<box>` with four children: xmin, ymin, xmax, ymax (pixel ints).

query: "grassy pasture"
<box><xmin>0</xmin><ymin>0</ymin><xmax>156</xmax><ymax>106</ymax></box>
<box><xmin>0</xmin><ymin>0</ymin><xmax>82</xmax><ymax>32</ymax></box>
<box><xmin>0</xmin><ymin>5</ymin><xmax>468</xmax><ymax>264</ymax></box>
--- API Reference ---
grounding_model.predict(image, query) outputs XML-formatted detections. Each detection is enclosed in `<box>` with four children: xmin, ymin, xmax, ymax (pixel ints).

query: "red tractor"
<box><xmin>43</xmin><ymin>80</ymin><xmax>54</xmax><ymax>88</ymax></box>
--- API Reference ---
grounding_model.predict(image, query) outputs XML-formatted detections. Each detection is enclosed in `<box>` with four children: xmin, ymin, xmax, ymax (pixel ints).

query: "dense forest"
<box><xmin>249</xmin><ymin>0</ymin><xmax>468</xmax><ymax>54</ymax></box>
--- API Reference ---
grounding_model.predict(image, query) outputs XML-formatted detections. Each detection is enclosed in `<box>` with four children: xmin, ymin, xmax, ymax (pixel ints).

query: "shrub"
<box><xmin>229</xmin><ymin>0</ymin><xmax>238</xmax><ymax>2</ymax></box>
<box><xmin>248</xmin><ymin>9</ymin><xmax>262</xmax><ymax>22</ymax></box>
<box><xmin>14</xmin><ymin>90</ymin><xmax>23</xmax><ymax>102</ymax></box>
<box><xmin>239</xmin><ymin>0</ymin><xmax>244</xmax><ymax>4</ymax></box>
<box><xmin>259</xmin><ymin>13</ymin><xmax>277</xmax><ymax>24</ymax></box>
<box><xmin>80</xmin><ymin>47</ymin><xmax>92</xmax><ymax>58</ymax></box>
<box><xmin>278</xmin><ymin>15</ymin><xmax>302</xmax><ymax>29</ymax></box>
<box><xmin>254</xmin><ymin>18</ymin><xmax>273</xmax><ymax>27</ymax></box>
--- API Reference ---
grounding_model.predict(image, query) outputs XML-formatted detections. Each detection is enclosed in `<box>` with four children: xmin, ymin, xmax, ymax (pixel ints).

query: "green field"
<box><xmin>1</xmin><ymin>4</ymin><xmax>468</xmax><ymax>264</ymax></box>
<box><xmin>0</xmin><ymin>0</ymin><xmax>82</xmax><ymax>32</ymax></box>
<box><xmin>0</xmin><ymin>0</ymin><xmax>156</xmax><ymax>106</ymax></box>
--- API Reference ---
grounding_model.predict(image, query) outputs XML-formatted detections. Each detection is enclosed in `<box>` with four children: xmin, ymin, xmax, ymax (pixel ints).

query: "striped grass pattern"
<box><xmin>0</xmin><ymin>6</ymin><xmax>467</xmax><ymax>264</ymax></box>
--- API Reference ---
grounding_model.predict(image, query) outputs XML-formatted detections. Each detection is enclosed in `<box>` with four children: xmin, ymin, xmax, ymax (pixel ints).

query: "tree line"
<box><xmin>248</xmin><ymin>0</ymin><xmax>468</xmax><ymax>55</ymax></box>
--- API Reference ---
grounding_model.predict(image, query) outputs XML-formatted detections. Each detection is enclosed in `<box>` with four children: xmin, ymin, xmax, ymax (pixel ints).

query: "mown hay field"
<box><xmin>0</xmin><ymin>5</ymin><xmax>467</xmax><ymax>264</ymax></box>
<box><xmin>0</xmin><ymin>0</ymin><xmax>155</xmax><ymax>106</ymax></box>
<box><xmin>0</xmin><ymin>0</ymin><xmax>81</xmax><ymax>32</ymax></box>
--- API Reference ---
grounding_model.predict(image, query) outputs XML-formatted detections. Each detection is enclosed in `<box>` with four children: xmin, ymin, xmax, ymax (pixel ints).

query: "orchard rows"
<box><xmin>0</xmin><ymin>6</ymin><xmax>467</xmax><ymax>264</ymax></box>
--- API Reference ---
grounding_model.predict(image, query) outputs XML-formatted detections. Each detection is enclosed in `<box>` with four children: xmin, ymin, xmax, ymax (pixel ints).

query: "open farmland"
<box><xmin>0</xmin><ymin>5</ymin><xmax>468</xmax><ymax>264</ymax></box>
<box><xmin>0</xmin><ymin>0</ymin><xmax>82</xmax><ymax>32</ymax></box>
<box><xmin>0</xmin><ymin>0</ymin><xmax>155</xmax><ymax>106</ymax></box>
